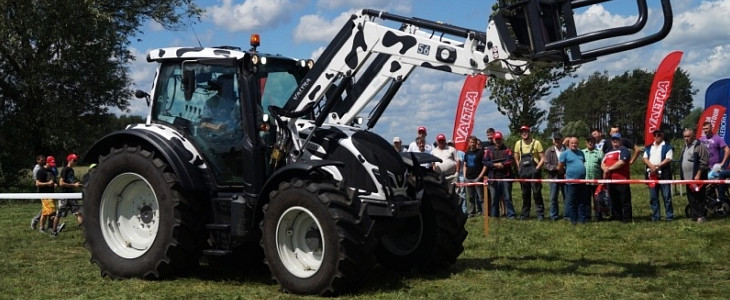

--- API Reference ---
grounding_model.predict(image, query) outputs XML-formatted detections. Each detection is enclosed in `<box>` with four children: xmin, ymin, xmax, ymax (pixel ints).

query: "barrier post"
<box><xmin>483</xmin><ymin>178</ymin><xmax>489</xmax><ymax>236</ymax></box>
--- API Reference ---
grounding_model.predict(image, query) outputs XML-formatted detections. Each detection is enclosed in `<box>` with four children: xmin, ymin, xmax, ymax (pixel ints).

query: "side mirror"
<box><xmin>134</xmin><ymin>90</ymin><xmax>151</xmax><ymax>107</ymax></box>
<box><xmin>182</xmin><ymin>69</ymin><xmax>196</xmax><ymax>101</ymax></box>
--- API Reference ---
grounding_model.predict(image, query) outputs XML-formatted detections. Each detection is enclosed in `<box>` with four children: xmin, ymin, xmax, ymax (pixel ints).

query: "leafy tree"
<box><xmin>681</xmin><ymin>107</ymin><xmax>702</xmax><ymax>132</ymax></box>
<box><xmin>560</xmin><ymin>120</ymin><xmax>589</xmax><ymax>138</ymax></box>
<box><xmin>488</xmin><ymin>65</ymin><xmax>575</xmax><ymax>134</ymax></box>
<box><xmin>0</xmin><ymin>0</ymin><xmax>201</xmax><ymax>189</ymax></box>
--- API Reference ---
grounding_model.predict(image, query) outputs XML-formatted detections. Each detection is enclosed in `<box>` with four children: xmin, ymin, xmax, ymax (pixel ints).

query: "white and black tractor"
<box><xmin>81</xmin><ymin>1</ymin><xmax>673</xmax><ymax>295</ymax></box>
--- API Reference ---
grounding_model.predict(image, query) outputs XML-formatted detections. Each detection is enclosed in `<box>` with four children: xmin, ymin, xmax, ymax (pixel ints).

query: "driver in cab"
<box><xmin>200</xmin><ymin>73</ymin><xmax>239</xmax><ymax>132</ymax></box>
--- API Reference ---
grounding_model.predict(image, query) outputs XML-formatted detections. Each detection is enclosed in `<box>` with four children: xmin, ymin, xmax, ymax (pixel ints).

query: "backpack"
<box><xmin>518</xmin><ymin>140</ymin><xmax>537</xmax><ymax>179</ymax></box>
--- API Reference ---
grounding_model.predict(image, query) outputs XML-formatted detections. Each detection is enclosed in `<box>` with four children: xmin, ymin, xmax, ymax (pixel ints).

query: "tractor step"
<box><xmin>206</xmin><ymin>223</ymin><xmax>231</xmax><ymax>231</ymax></box>
<box><xmin>203</xmin><ymin>249</ymin><xmax>232</xmax><ymax>256</ymax></box>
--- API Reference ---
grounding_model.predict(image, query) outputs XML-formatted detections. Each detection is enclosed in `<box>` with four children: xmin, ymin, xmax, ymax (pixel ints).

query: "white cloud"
<box><xmin>310</xmin><ymin>46</ymin><xmax>326</xmax><ymax>60</ymax></box>
<box><xmin>664</xmin><ymin>0</ymin><xmax>730</xmax><ymax>49</ymax></box>
<box><xmin>293</xmin><ymin>11</ymin><xmax>356</xmax><ymax>43</ymax></box>
<box><xmin>205</xmin><ymin>0</ymin><xmax>306</xmax><ymax>32</ymax></box>
<box><xmin>370</xmin><ymin>68</ymin><xmax>510</xmax><ymax>143</ymax></box>
<box><xmin>316</xmin><ymin>0</ymin><xmax>412</xmax><ymax>13</ymax></box>
<box><xmin>573</xmin><ymin>4</ymin><xmax>636</xmax><ymax>34</ymax></box>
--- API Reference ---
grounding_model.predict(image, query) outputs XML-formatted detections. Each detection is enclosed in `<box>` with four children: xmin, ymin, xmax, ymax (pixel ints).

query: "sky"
<box><xmin>125</xmin><ymin>0</ymin><xmax>730</xmax><ymax>144</ymax></box>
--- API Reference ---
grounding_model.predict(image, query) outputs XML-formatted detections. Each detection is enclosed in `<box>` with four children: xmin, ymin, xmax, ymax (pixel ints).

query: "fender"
<box><xmin>82</xmin><ymin>124</ymin><xmax>208</xmax><ymax>191</ymax></box>
<box><xmin>253</xmin><ymin>160</ymin><xmax>345</xmax><ymax>223</ymax></box>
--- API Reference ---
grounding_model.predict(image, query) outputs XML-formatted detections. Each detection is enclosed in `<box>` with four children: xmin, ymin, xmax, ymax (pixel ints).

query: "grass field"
<box><xmin>2</xmin><ymin>184</ymin><xmax>729</xmax><ymax>299</ymax></box>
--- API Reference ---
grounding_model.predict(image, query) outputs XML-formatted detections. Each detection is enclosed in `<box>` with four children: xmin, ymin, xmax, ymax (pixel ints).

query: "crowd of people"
<box><xmin>393</xmin><ymin>122</ymin><xmax>725</xmax><ymax>225</ymax></box>
<box><xmin>30</xmin><ymin>153</ymin><xmax>83</xmax><ymax>236</ymax></box>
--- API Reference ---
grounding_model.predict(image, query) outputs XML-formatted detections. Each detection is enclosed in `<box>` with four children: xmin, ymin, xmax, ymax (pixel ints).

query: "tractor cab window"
<box><xmin>151</xmin><ymin>62</ymin><xmax>245</xmax><ymax>185</ymax></box>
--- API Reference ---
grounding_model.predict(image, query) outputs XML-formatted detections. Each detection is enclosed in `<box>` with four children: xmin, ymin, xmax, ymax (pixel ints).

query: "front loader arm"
<box><xmin>283</xmin><ymin>0</ymin><xmax>674</xmax><ymax>126</ymax></box>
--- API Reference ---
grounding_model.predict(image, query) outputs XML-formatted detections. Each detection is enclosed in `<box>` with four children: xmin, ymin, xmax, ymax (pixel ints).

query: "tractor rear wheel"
<box><xmin>375</xmin><ymin>172</ymin><xmax>467</xmax><ymax>272</ymax></box>
<box><xmin>82</xmin><ymin>146</ymin><xmax>204</xmax><ymax>278</ymax></box>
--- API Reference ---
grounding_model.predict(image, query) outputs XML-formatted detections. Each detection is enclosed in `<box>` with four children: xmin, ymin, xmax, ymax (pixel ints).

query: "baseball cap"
<box><xmin>586</xmin><ymin>136</ymin><xmax>596</xmax><ymax>142</ymax></box>
<box><xmin>493</xmin><ymin>132</ymin><xmax>503</xmax><ymax>140</ymax></box>
<box><xmin>552</xmin><ymin>132</ymin><xmax>563</xmax><ymax>139</ymax></box>
<box><xmin>417</xmin><ymin>126</ymin><xmax>427</xmax><ymax>133</ymax></box>
<box><xmin>436</xmin><ymin>133</ymin><xmax>446</xmax><ymax>141</ymax></box>
<box><xmin>67</xmin><ymin>153</ymin><xmax>79</xmax><ymax>162</ymax></box>
<box><xmin>611</xmin><ymin>133</ymin><xmax>622</xmax><ymax>139</ymax></box>
<box><xmin>393</xmin><ymin>136</ymin><xmax>402</xmax><ymax>143</ymax></box>
<box><xmin>46</xmin><ymin>156</ymin><xmax>56</xmax><ymax>167</ymax></box>
<box><xmin>519</xmin><ymin>125</ymin><xmax>530</xmax><ymax>131</ymax></box>
<box><xmin>652</xmin><ymin>129</ymin><xmax>664</xmax><ymax>136</ymax></box>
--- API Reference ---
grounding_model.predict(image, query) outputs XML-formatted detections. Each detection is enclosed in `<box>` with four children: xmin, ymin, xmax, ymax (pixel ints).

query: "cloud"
<box><xmin>316</xmin><ymin>0</ymin><xmax>412</xmax><ymax>13</ymax></box>
<box><xmin>371</xmin><ymin>69</ymin><xmax>510</xmax><ymax>143</ymax></box>
<box><xmin>205</xmin><ymin>0</ymin><xmax>306</xmax><ymax>32</ymax></box>
<box><xmin>293</xmin><ymin>11</ymin><xmax>356</xmax><ymax>43</ymax></box>
<box><xmin>573</xmin><ymin>4</ymin><xmax>636</xmax><ymax>34</ymax></box>
<box><xmin>664</xmin><ymin>0</ymin><xmax>730</xmax><ymax>49</ymax></box>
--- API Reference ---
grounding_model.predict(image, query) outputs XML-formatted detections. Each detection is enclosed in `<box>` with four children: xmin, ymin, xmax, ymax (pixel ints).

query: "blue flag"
<box><xmin>705</xmin><ymin>79</ymin><xmax>730</xmax><ymax>146</ymax></box>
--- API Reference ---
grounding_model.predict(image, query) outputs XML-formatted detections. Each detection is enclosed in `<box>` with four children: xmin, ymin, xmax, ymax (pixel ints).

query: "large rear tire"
<box><xmin>262</xmin><ymin>179</ymin><xmax>373</xmax><ymax>296</ymax></box>
<box><xmin>375</xmin><ymin>172</ymin><xmax>467</xmax><ymax>272</ymax></box>
<box><xmin>82</xmin><ymin>146</ymin><xmax>205</xmax><ymax>278</ymax></box>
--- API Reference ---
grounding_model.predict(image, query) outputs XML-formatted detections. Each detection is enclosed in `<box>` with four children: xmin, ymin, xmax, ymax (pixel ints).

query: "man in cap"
<box><xmin>393</xmin><ymin>137</ymin><xmax>404</xmax><ymax>152</ymax></box>
<box><xmin>544</xmin><ymin>131</ymin><xmax>566</xmax><ymax>220</ymax></box>
<box><xmin>606</xmin><ymin>126</ymin><xmax>640</xmax><ymax>164</ymax></box>
<box><xmin>408</xmin><ymin>126</ymin><xmax>433</xmax><ymax>152</ymax></box>
<box><xmin>514</xmin><ymin>125</ymin><xmax>545</xmax><ymax>220</ymax></box>
<box><xmin>484</xmin><ymin>131</ymin><xmax>516</xmax><ymax>218</ymax></box>
<box><xmin>602</xmin><ymin>132</ymin><xmax>633</xmax><ymax>222</ymax></box>
<box><xmin>582</xmin><ymin>135</ymin><xmax>604</xmax><ymax>220</ymax></box>
<box><xmin>35</xmin><ymin>155</ymin><xmax>57</xmax><ymax>234</ymax></box>
<box><xmin>431</xmin><ymin>133</ymin><xmax>460</xmax><ymax>192</ymax></box>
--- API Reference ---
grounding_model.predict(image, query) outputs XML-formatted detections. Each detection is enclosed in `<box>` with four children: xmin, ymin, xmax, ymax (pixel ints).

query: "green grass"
<box><xmin>2</xmin><ymin>184</ymin><xmax>729</xmax><ymax>299</ymax></box>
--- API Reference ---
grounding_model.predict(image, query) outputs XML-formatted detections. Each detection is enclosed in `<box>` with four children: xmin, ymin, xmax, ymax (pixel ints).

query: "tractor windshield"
<box><xmin>149</xmin><ymin>57</ymin><xmax>307</xmax><ymax>185</ymax></box>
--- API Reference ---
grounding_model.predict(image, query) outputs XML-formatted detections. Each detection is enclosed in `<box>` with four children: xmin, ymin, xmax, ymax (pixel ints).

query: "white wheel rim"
<box><xmin>100</xmin><ymin>173</ymin><xmax>160</xmax><ymax>259</ymax></box>
<box><xmin>275</xmin><ymin>206</ymin><xmax>324</xmax><ymax>278</ymax></box>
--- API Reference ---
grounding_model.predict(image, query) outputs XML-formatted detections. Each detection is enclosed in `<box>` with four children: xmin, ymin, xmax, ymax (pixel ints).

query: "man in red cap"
<box><xmin>484</xmin><ymin>131</ymin><xmax>516</xmax><ymax>218</ymax></box>
<box><xmin>431</xmin><ymin>133</ymin><xmax>459</xmax><ymax>193</ymax></box>
<box><xmin>408</xmin><ymin>126</ymin><xmax>432</xmax><ymax>152</ymax></box>
<box><xmin>55</xmin><ymin>153</ymin><xmax>83</xmax><ymax>232</ymax></box>
<box><xmin>35</xmin><ymin>156</ymin><xmax>57</xmax><ymax>234</ymax></box>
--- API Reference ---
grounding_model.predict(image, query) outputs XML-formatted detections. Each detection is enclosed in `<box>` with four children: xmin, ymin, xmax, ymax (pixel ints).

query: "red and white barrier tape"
<box><xmin>455</xmin><ymin>178</ymin><xmax>730</xmax><ymax>186</ymax></box>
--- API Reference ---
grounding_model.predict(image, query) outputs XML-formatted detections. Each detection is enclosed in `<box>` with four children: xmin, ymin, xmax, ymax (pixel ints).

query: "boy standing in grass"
<box><xmin>35</xmin><ymin>156</ymin><xmax>57</xmax><ymax>234</ymax></box>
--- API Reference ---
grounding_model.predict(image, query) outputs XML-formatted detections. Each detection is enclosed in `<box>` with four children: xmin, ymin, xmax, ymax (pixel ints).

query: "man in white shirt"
<box><xmin>408</xmin><ymin>126</ymin><xmax>433</xmax><ymax>152</ymax></box>
<box><xmin>431</xmin><ymin>133</ymin><xmax>459</xmax><ymax>192</ymax></box>
<box><xmin>643</xmin><ymin>129</ymin><xmax>674</xmax><ymax>221</ymax></box>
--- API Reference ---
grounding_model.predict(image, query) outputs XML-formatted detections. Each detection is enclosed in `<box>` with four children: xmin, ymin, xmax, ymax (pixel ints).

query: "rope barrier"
<box><xmin>0</xmin><ymin>193</ymin><xmax>82</xmax><ymax>200</ymax></box>
<box><xmin>455</xmin><ymin>178</ymin><xmax>730</xmax><ymax>186</ymax></box>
